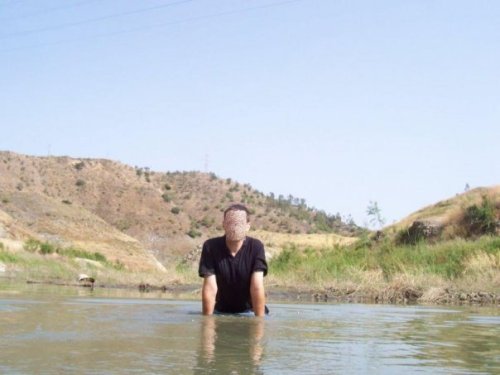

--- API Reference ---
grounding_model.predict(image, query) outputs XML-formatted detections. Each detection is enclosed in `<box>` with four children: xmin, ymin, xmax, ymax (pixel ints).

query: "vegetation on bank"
<box><xmin>0</xmin><ymin>242</ymin><xmax>188</xmax><ymax>288</ymax></box>
<box><xmin>1</xmin><ymin>234</ymin><xmax>498</xmax><ymax>304</ymax></box>
<box><xmin>268</xmin><ymin>235</ymin><xmax>499</xmax><ymax>285</ymax></box>
<box><xmin>266</xmin><ymin>193</ymin><xmax>499</xmax><ymax>302</ymax></box>
<box><xmin>22</xmin><ymin>239</ymin><xmax>124</xmax><ymax>269</ymax></box>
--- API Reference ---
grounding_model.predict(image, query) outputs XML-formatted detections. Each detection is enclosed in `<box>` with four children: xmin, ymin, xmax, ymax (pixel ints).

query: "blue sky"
<box><xmin>1</xmin><ymin>0</ymin><xmax>499</xmax><ymax>226</ymax></box>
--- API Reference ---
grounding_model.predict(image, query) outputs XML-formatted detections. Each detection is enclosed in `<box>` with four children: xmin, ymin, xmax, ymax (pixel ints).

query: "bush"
<box><xmin>74</xmin><ymin>161</ymin><xmax>85</xmax><ymax>170</ymax></box>
<box><xmin>75</xmin><ymin>179</ymin><xmax>85</xmax><ymax>187</ymax></box>
<box><xmin>171</xmin><ymin>207</ymin><xmax>180</xmax><ymax>214</ymax></box>
<box><xmin>462</xmin><ymin>195</ymin><xmax>496</xmax><ymax>237</ymax></box>
<box><xmin>24</xmin><ymin>238</ymin><xmax>41</xmax><ymax>252</ymax></box>
<box><xmin>199</xmin><ymin>217</ymin><xmax>213</xmax><ymax>228</ymax></box>
<box><xmin>187</xmin><ymin>229</ymin><xmax>202</xmax><ymax>238</ymax></box>
<box><xmin>161</xmin><ymin>193</ymin><xmax>171</xmax><ymax>203</ymax></box>
<box><xmin>40</xmin><ymin>242</ymin><xmax>56</xmax><ymax>254</ymax></box>
<box><xmin>269</xmin><ymin>246</ymin><xmax>302</xmax><ymax>274</ymax></box>
<box><xmin>164</xmin><ymin>183</ymin><xmax>172</xmax><ymax>190</ymax></box>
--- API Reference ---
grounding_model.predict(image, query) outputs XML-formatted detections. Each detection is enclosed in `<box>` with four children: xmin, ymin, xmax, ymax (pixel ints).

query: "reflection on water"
<box><xmin>0</xmin><ymin>283</ymin><xmax>499</xmax><ymax>374</ymax></box>
<box><xmin>197</xmin><ymin>316</ymin><xmax>265</xmax><ymax>374</ymax></box>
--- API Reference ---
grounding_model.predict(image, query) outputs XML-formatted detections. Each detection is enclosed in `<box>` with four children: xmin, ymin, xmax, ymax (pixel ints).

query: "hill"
<box><xmin>0</xmin><ymin>151</ymin><xmax>359</xmax><ymax>271</ymax></box>
<box><xmin>383</xmin><ymin>185</ymin><xmax>500</xmax><ymax>243</ymax></box>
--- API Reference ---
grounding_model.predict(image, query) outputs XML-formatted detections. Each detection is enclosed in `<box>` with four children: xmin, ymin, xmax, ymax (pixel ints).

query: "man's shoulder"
<box><xmin>203</xmin><ymin>235</ymin><xmax>225</xmax><ymax>248</ymax></box>
<box><xmin>245</xmin><ymin>236</ymin><xmax>264</xmax><ymax>249</ymax></box>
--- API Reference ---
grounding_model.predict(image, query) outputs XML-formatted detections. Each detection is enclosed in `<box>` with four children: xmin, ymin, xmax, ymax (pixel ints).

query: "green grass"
<box><xmin>22</xmin><ymin>239</ymin><xmax>108</xmax><ymax>263</ymax></box>
<box><xmin>58</xmin><ymin>247</ymin><xmax>107</xmax><ymax>262</ymax></box>
<box><xmin>269</xmin><ymin>235</ymin><xmax>500</xmax><ymax>282</ymax></box>
<box><xmin>0</xmin><ymin>249</ymin><xmax>22</xmax><ymax>263</ymax></box>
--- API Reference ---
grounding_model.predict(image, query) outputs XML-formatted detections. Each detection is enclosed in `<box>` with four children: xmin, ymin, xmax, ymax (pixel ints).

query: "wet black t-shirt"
<box><xmin>198</xmin><ymin>236</ymin><xmax>267</xmax><ymax>313</ymax></box>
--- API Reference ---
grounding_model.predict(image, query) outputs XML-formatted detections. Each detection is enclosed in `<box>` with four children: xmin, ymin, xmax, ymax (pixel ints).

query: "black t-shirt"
<box><xmin>198</xmin><ymin>236</ymin><xmax>267</xmax><ymax>313</ymax></box>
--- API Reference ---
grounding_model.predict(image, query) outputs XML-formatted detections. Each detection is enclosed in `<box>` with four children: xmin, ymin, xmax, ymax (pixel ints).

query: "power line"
<box><xmin>0</xmin><ymin>0</ymin><xmax>197</xmax><ymax>39</ymax></box>
<box><xmin>0</xmin><ymin>0</ymin><xmax>26</xmax><ymax>5</ymax></box>
<box><xmin>0</xmin><ymin>0</ymin><xmax>103</xmax><ymax>21</ymax></box>
<box><xmin>0</xmin><ymin>0</ymin><xmax>305</xmax><ymax>53</ymax></box>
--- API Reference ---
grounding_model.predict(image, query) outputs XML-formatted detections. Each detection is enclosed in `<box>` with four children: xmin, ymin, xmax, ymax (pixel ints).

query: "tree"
<box><xmin>366</xmin><ymin>201</ymin><xmax>385</xmax><ymax>229</ymax></box>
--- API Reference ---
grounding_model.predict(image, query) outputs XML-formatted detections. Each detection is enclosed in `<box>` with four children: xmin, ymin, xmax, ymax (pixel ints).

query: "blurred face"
<box><xmin>223</xmin><ymin>210</ymin><xmax>250</xmax><ymax>241</ymax></box>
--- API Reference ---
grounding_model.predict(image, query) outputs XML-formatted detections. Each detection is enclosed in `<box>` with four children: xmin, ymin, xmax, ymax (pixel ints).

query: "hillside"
<box><xmin>384</xmin><ymin>186</ymin><xmax>500</xmax><ymax>243</ymax></box>
<box><xmin>0</xmin><ymin>151</ymin><xmax>359</xmax><ymax>270</ymax></box>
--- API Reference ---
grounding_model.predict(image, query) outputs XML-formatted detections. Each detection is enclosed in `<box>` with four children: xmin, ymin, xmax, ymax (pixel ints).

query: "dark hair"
<box><xmin>224</xmin><ymin>204</ymin><xmax>250</xmax><ymax>222</ymax></box>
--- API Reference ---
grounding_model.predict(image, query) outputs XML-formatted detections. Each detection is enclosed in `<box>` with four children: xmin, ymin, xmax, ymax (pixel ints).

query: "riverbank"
<box><xmin>1</xmin><ymin>235</ymin><xmax>499</xmax><ymax>307</ymax></box>
<box><xmin>1</xmin><ymin>275</ymin><xmax>498</xmax><ymax>308</ymax></box>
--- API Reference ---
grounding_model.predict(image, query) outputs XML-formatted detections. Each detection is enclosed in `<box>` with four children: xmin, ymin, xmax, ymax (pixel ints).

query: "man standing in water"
<box><xmin>199</xmin><ymin>204</ymin><xmax>268</xmax><ymax>316</ymax></box>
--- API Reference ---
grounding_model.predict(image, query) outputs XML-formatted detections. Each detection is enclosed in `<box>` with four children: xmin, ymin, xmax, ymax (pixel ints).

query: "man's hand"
<box><xmin>250</xmin><ymin>271</ymin><xmax>266</xmax><ymax>317</ymax></box>
<box><xmin>202</xmin><ymin>275</ymin><xmax>217</xmax><ymax>315</ymax></box>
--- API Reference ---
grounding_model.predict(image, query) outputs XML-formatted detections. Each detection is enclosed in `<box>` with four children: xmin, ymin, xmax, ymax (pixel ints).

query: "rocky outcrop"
<box><xmin>398</xmin><ymin>218</ymin><xmax>444</xmax><ymax>244</ymax></box>
<box><xmin>410</xmin><ymin>219</ymin><xmax>443</xmax><ymax>239</ymax></box>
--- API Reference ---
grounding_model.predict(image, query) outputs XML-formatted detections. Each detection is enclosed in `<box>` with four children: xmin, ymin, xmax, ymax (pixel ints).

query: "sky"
<box><xmin>1</xmin><ymin>0</ymin><xmax>499</xmax><ymax>227</ymax></box>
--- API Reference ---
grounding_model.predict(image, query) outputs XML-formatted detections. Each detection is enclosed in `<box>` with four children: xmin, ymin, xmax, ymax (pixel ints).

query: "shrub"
<box><xmin>462</xmin><ymin>195</ymin><xmax>496</xmax><ymax>237</ymax></box>
<box><xmin>171</xmin><ymin>207</ymin><xmax>180</xmax><ymax>214</ymax></box>
<box><xmin>24</xmin><ymin>238</ymin><xmax>41</xmax><ymax>252</ymax></box>
<box><xmin>199</xmin><ymin>217</ymin><xmax>213</xmax><ymax>228</ymax></box>
<box><xmin>40</xmin><ymin>242</ymin><xmax>56</xmax><ymax>254</ymax></box>
<box><xmin>269</xmin><ymin>246</ymin><xmax>302</xmax><ymax>274</ymax></box>
<box><xmin>75</xmin><ymin>179</ymin><xmax>85</xmax><ymax>187</ymax></box>
<box><xmin>164</xmin><ymin>183</ymin><xmax>172</xmax><ymax>190</ymax></box>
<box><xmin>187</xmin><ymin>229</ymin><xmax>202</xmax><ymax>238</ymax></box>
<box><xmin>62</xmin><ymin>200</ymin><xmax>72</xmax><ymax>205</ymax></box>
<box><xmin>161</xmin><ymin>193</ymin><xmax>171</xmax><ymax>203</ymax></box>
<box><xmin>74</xmin><ymin>161</ymin><xmax>85</xmax><ymax>170</ymax></box>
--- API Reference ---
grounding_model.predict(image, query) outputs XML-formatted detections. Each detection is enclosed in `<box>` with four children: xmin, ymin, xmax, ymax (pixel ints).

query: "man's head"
<box><xmin>223</xmin><ymin>204</ymin><xmax>251</xmax><ymax>241</ymax></box>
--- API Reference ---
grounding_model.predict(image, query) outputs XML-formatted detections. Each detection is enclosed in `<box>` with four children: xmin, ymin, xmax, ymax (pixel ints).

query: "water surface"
<box><xmin>0</xmin><ymin>283</ymin><xmax>499</xmax><ymax>374</ymax></box>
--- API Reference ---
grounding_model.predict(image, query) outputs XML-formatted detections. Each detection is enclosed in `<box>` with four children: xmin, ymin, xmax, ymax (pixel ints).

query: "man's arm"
<box><xmin>202</xmin><ymin>275</ymin><xmax>217</xmax><ymax>315</ymax></box>
<box><xmin>250</xmin><ymin>271</ymin><xmax>266</xmax><ymax>317</ymax></box>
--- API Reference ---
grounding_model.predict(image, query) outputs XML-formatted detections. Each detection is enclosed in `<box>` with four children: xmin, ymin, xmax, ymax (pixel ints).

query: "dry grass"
<box><xmin>462</xmin><ymin>251</ymin><xmax>500</xmax><ymax>287</ymax></box>
<box><xmin>251</xmin><ymin>230</ymin><xmax>357</xmax><ymax>259</ymax></box>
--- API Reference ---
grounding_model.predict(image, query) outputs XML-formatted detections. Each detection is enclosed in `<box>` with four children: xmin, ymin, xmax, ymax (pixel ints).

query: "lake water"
<box><xmin>0</xmin><ymin>283</ymin><xmax>499</xmax><ymax>374</ymax></box>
